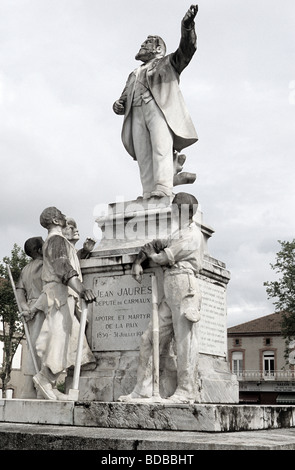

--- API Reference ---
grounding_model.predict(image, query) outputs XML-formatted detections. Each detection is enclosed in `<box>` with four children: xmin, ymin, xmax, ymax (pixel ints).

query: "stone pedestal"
<box><xmin>65</xmin><ymin>198</ymin><xmax>238</xmax><ymax>403</ymax></box>
<box><xmin>1</xmin><ymin>400</ymin><xmax>295</xmax><ymax>434</ymax></box>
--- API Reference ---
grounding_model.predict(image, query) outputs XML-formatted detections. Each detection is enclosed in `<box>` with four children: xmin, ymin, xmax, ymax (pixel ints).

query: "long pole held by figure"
<box><xmin>68</xmin><ymin>298</ymin><xmax>89</xmax><ymax>401</ymax></box>
<box><xmin>151</xmin><ymin>275</ymin><xmax>161</xmax><ymax>399</ymax></box>
<box><xmin>6</xmin><ymin>264</ymin><xmax>39</xmax><ymax>375</ymax></box>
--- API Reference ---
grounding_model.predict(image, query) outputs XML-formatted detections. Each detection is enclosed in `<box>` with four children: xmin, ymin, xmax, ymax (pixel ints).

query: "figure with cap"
<box><xmin>119</xmin><ymin>192</ymin><xmax>204</xmax><ymax>403</ymax></box>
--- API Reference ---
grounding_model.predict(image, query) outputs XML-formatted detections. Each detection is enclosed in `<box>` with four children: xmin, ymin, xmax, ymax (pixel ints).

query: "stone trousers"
<box><xmin>133</xmin><ymin>272</ymin><xmax>201</xmax><ymax>400</ymax></box>
<box><xmin>131</xmin><ymin>99</ymin><xmax>174</xmax><ymax>198</ymax></box>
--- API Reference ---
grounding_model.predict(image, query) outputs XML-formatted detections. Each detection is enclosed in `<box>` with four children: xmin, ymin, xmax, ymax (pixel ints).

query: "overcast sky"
<box><xmin>0</xmin><ymin>0</ymin><xmax>294</xmax><ymax>327</ymax></box>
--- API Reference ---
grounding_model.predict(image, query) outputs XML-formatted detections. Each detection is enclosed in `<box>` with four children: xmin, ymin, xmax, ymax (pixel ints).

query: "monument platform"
<box><xmin>1</xmin><ymin>399</ymin><xmax>295</xmax><ymax>433</ymax></box>
<box><xmin>75</xmin><ymin>199</ymin><xmax>239</xmax><ymax>404</ymax></box>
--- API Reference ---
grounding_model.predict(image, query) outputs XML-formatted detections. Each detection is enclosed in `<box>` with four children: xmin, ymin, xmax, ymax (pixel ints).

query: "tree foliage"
<box><xmin>264</xmin><ymin>239</ymin><xmax>295</xmax><ymax>340</ymax></box>
<box><xmin>0</xmin><ymin>244</ymin><xmax>29</xmax><ymax>394</ymax></box>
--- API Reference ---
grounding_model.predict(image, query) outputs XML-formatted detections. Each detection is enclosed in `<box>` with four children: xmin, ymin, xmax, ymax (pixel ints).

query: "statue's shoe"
<box><xmin>150</xmin><ymin>190</ymin><xmax>172</xmax><ymax>198</ymax></box>
<box><xmin>33</xmin><ymin>372</ymin><xmax>56</xmax><ymax>400</ymax></box>
<box><xmin>166</xmin><ymin>393</ymin><xmax>195</xmax><ymax>404</ymax></box>
<box><xmin>118</xmin><ymin>391</ymin><xmax>151</xmax><ymax>402</ymax></box>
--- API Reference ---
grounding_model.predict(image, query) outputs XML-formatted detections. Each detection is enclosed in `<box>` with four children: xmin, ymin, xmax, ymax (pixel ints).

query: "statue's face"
<box><xmin>135</xmin><ymin>37</ymin><xmax>159</xmax><ymax>62</ymax></box>
<box><xmin>50</xmin><ymin>210</ymin><xmax>67</xmax><ymax>229</ymax></box>
<box><xmin>63</xmin><ymin>220</ymin><xmax>80</xmax><ymax>242</ymax></box>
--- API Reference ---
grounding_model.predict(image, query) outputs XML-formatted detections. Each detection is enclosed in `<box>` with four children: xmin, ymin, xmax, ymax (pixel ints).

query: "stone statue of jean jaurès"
<box><xmin>113</xmin><ymin>5</ymin><xmax>199</xmax><ymax>200</ymax></box>
<box><xmin>119</xmin><ymin>192</ymin><xmax>204</xmax><ymax>403</ymax></box>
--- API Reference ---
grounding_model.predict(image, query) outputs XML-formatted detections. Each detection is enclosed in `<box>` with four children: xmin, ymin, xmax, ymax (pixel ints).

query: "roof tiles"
<box><xmin>227</xmin><ymin>311</ymin><xmax>284</xmax><ymax>335</ymax></box>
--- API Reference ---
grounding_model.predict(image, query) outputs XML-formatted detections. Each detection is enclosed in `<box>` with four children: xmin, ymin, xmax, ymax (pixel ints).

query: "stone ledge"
<box><xmin>1</xmin><ymin>400</ymin><xmax>295</xmax><ymax>433</ymax></box>
<box><xmin>0</xmin><ymin>399</ymin><xmax>74</xmax><ymax>425</ymax></box>
<box><xmin>1</xmin><ymin>422</ymin><xmax>295</xmax><ymax>450</ymax></box>
<box><xmin>72</xmin><ymin>402</ymin><xmax>295</xmax><ymax>432</ymax></box>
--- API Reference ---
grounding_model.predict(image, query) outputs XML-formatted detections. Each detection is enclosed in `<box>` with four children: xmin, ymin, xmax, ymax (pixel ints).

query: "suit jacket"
<box><xmin>119</xmin><ymin>22</ymin><xmax>198</xmax><ymax>160</ymax></box>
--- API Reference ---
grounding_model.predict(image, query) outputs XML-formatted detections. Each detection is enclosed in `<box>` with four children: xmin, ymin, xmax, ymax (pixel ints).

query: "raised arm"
<box><xmin>183</xmin><ymin>4</ymin><xmax>198</xmax><ymax>28</ymax></box>
<box><xmin>171</xmin><ymin>5</ymin><xmax>198</xmax><ymax>75</ymax></box>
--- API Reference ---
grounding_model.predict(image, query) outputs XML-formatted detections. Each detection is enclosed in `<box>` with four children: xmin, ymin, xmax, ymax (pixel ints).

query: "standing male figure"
<box><xmin>113</xmin><ymin>5</ymin><xmax>198</xmax><ymax>199</ymax></box>
<box><xmin>119</xmin><ymin>192</ymin><xmax>203</xmax><ymax>403</ymax></box>
<box><xmin>34</xmin><ymin>207</ymin><xmax>96</xmax><ymax>400</ymax></box>
<box><xmin>16</xmin><ymin>237</ymin><xmax>45</xmax><ymax>398</ymax></box>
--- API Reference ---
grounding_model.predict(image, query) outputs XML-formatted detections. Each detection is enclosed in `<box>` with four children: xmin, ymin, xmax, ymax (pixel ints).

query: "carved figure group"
<box><xmin>17</xmin><ymin>191</ymin><xmax>203</xmax><ymax>402</ymax></box>
<box><xmin>16</xmin><ymin>209</ymin><xmax>96</xmax><ymax>400</ymax></box>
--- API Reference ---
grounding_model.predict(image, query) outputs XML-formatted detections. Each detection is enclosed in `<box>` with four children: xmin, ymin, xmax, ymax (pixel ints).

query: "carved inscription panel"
<box><xmin>91</xmin><ymin>274</ymin><xmax>153</xmax><ymax>351</ymax></box>
<box><xmin>91</xmin><ymin>273</ymin><xmax>228</xmax><ymax>357</ymax></box>
<box><xmin>198</xmin><ymin>279</ymin><xmax>227</xmax><ymax>357</ymax></box>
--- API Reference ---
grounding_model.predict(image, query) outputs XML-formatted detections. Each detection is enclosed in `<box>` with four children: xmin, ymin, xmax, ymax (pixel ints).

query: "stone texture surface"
<box><xmin>198</xmin><ymin>355</ymin><xmax>239</xmax><ymax>403</ymax></box>
<box><xmin>72</xmin><ymin>402</ymin><xmax>295</xmax><ymax>432</ymax></box>
<box><xmin>1</xmin><ymin>422</ymin><xmax>295</xmax><ymax>450</ymax></box>
<box><xmin>1</xmin><ymin>400</ymin><xmax>295</xmax><ymax>433</ymax></box>
<box><xmin>71</xmin><ymin>351</ymin><xmax>239</xmax><ymax>404</ymax></box>
<box><xmin>0</xmin><ymin>398</ymin><xmax>74</xmax><ymax>425</ymax></box>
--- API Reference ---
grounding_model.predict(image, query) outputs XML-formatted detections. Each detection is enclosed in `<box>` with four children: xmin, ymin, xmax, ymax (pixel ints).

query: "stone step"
<box><xmin>1</xmin><ymin>399</ymin><xmax>295</xmax><ymax>432</ymax></box>
<box><xmin>1</xmin><ymin>422</ymin><xmax>295</xmax><ymax>451</ymax></box>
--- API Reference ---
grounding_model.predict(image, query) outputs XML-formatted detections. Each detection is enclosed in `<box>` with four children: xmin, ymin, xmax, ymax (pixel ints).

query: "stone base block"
<box><xmin>1</xmin><ymin>399</ymin><xmax>295</xmax><ymax>432</ymax></box>
<box><xmin>73</xmin><ymin>402</ymin><xmax>295</xmax><ymax>432</ymax></box>
<box><xmin>67</xmin><ymin>352</ymin><xmax>239</xmax><ymax>404</ymax></box>
<box><xmin>0</xmin><ymin>399</ymin><xmax>74</xmax><ymax>425</ymax></box>
<box><xmin>199</xmin><ymin>355</ymin><xmax>239</xmax><ymax>403</ymax></box>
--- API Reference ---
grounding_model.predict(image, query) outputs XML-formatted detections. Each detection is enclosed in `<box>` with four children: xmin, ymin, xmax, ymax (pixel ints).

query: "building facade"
<box><xmin>227</xmin><ymin>312</ymin><xmax>295</xmax><ymax>404</ymax></box>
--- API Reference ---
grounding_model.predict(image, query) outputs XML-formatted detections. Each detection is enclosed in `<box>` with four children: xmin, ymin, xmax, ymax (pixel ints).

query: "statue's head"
<box><xmin>172</xmin><ymin>192</ymin><xmax>198</xmax><ymax>222</ymax></box>
<box><xmin>24</xmin><ymin>236</ymin><xmax>44</xmax><ymax>259</ymax></box>
<box><xmin>135</xmin><ymin>35</ymin><xmax>166</xmax><ymax>63</ymax></box>
<box><xmin>63</xmin><ymin>217</ymin><xmax>80</xmax><ymax>244</ymax></box>
<box><xmin>40</xmin><ymin>207</ymin><xmax>67</xmax><ymax>229</ymax></box>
